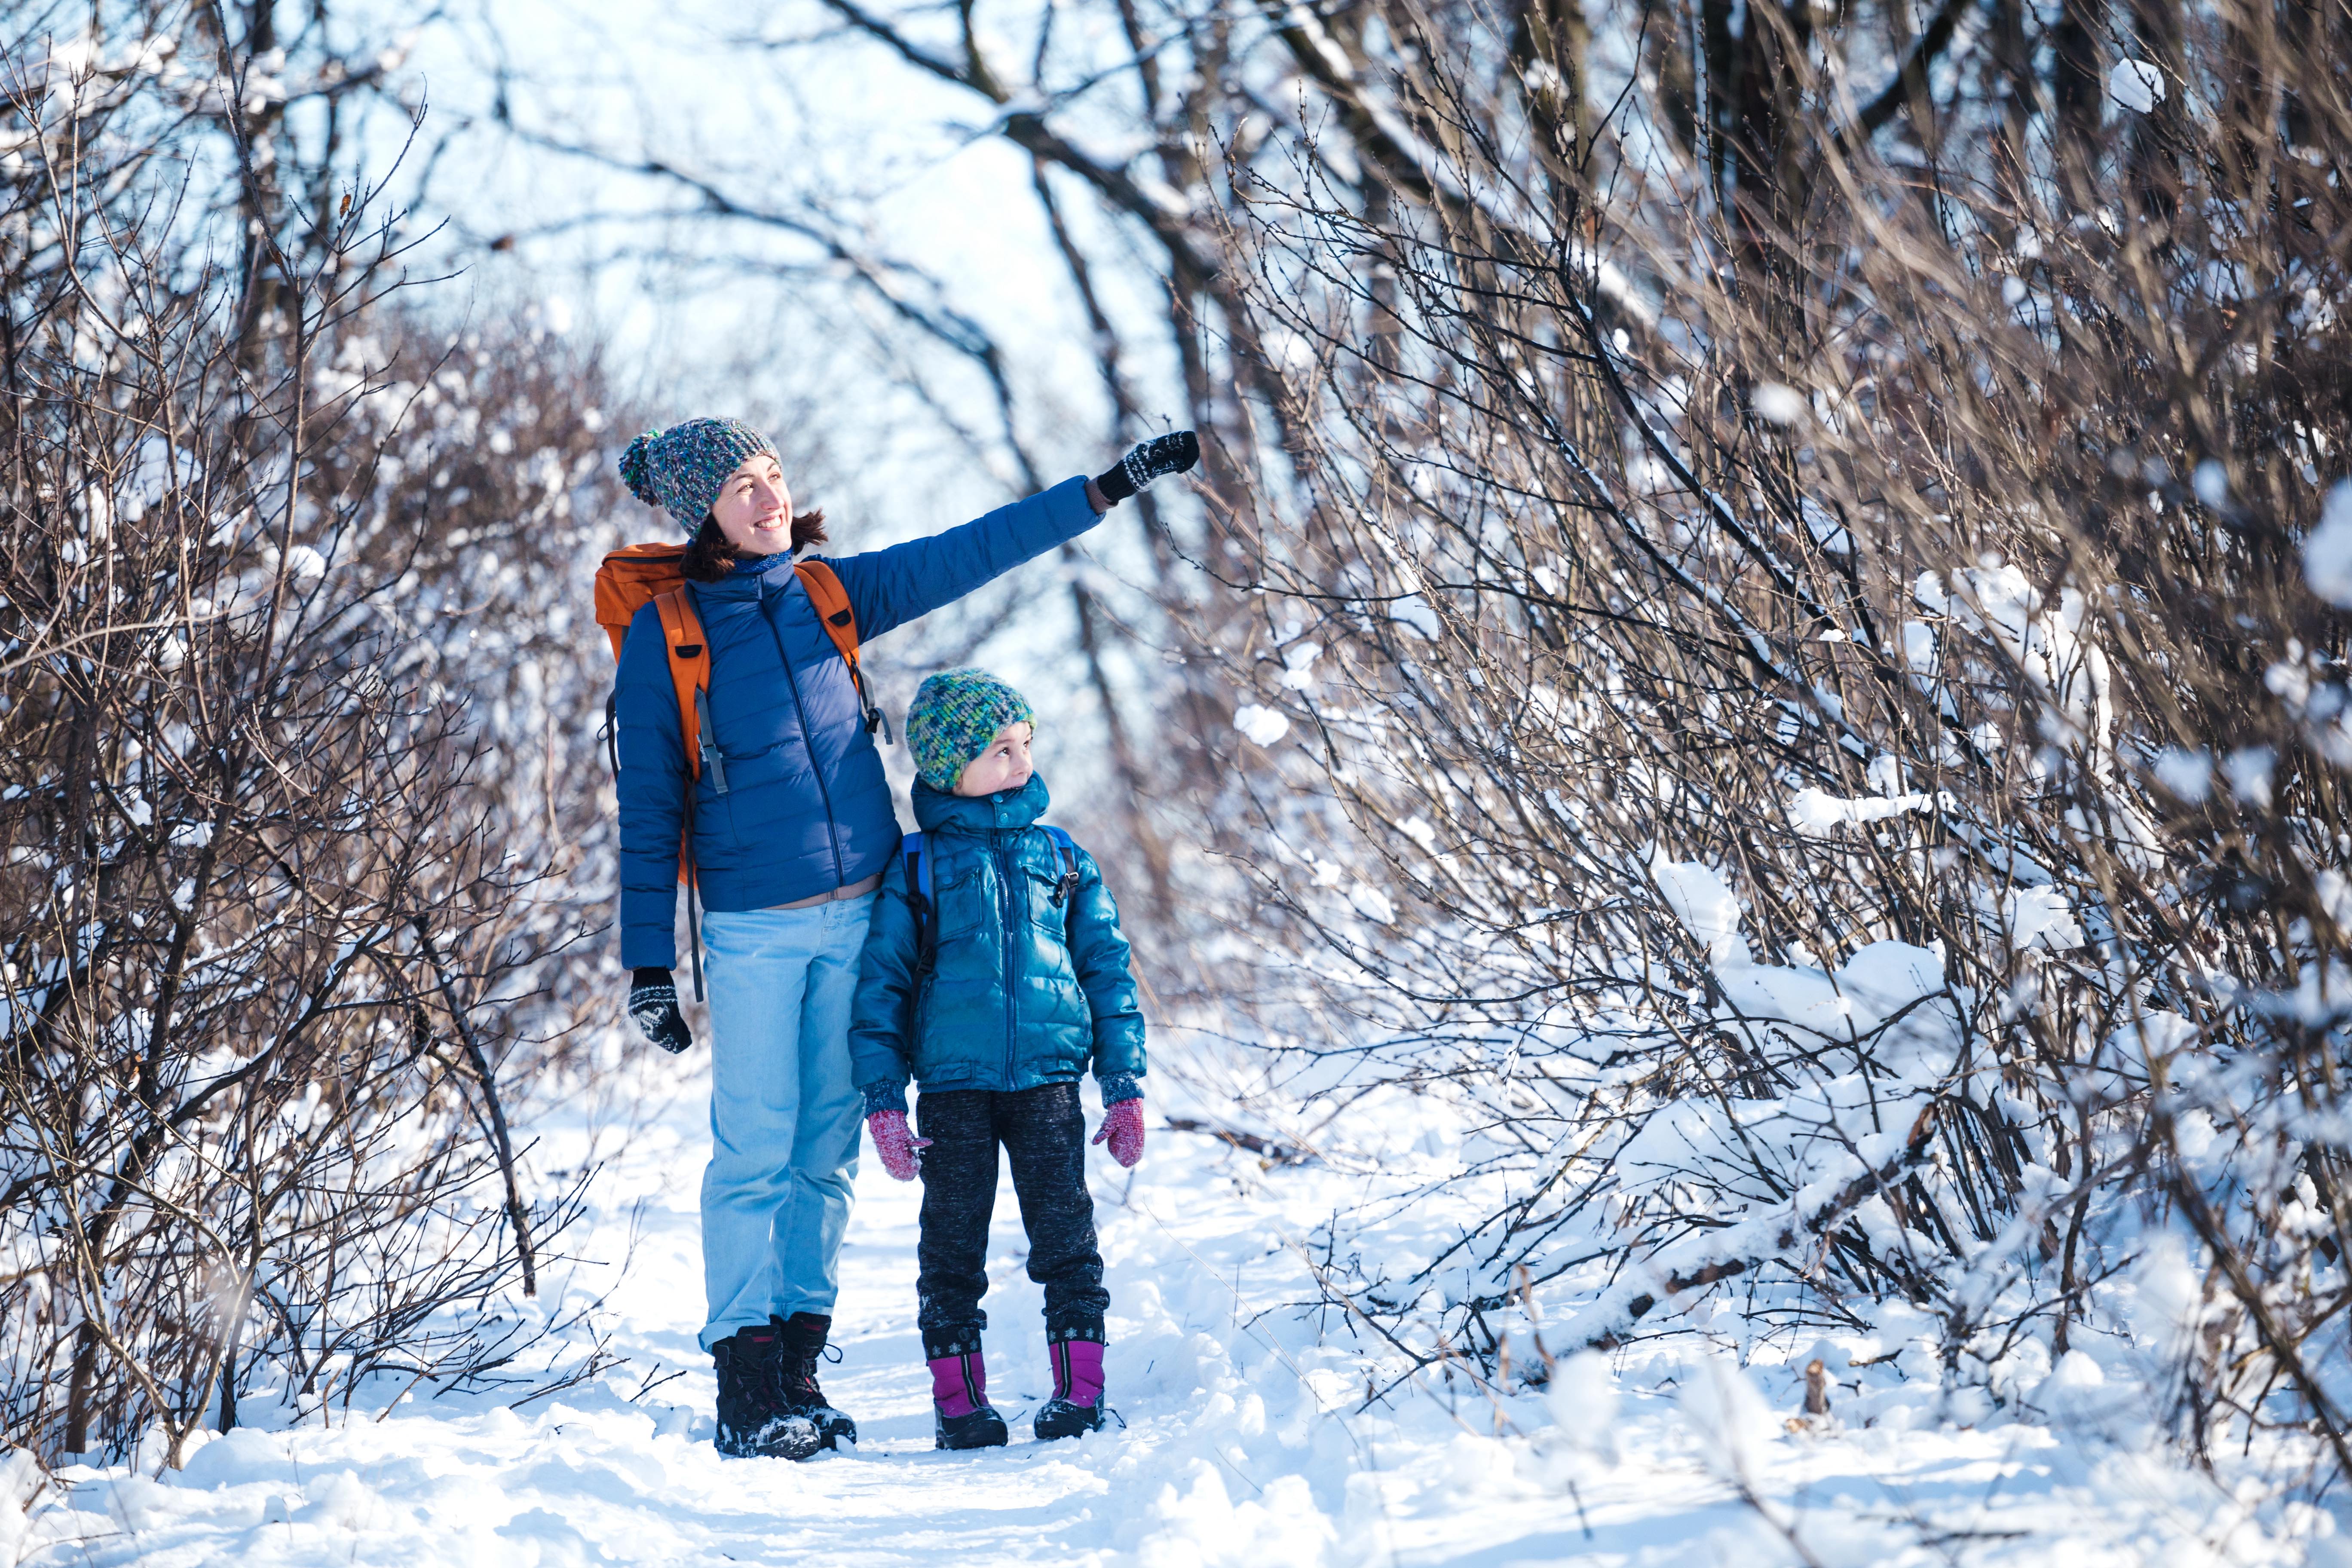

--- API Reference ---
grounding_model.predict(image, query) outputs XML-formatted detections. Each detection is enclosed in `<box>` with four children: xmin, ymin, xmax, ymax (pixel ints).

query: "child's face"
<box><xmin>954</xmin><ymin>721</ymin><xmax>1034</xmax><ymax>797</ymax></box>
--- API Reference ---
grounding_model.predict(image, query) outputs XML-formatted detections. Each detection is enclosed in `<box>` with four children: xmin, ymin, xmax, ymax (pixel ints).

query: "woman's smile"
<box><xmin>711</xmin><ymin>453</ymin><xmax>797</xmax><ymax>552</ymax></box>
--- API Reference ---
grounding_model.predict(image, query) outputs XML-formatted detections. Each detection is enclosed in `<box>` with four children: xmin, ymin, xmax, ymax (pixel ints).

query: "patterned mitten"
<box><xmin>627</xmin><ymin>968</ymin><xmax>693</xmax><ymax>1054</ymax></box>
<box><xmin>1090</xmin><ymin>1097</ymin><xmax>1146</xmax><ymax>1167</ymax></box>
<box><xmin>1093</xmin><ymin>432</ymin><xmax>1199</xmax><ymax>503</ymax></box>
<box><xmin>867</xmin><ymin>1110</ymin><xmax>931</xmax><ymax>1181</ymax></box>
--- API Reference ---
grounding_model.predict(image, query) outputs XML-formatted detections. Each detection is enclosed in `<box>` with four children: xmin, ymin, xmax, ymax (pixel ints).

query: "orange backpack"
<box><xmin>595</xmin><ymin>544</ymin><xmax>886</xmax><ymax>783</ymax></box>
<box><xmin>593</xmin><ymin>545</ymin><xmax>886</xmax><ymax>993</ymax></box>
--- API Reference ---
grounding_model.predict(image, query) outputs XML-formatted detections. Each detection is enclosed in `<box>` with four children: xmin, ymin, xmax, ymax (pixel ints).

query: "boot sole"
<box><xmin>766</xmin><ymin>1401</ymin><xmax>858</xmax><ymax>1451</ymax></box>
<box><xmin>716</xmin><ymin>1413</ymin><xmax>825</xmax><ymax>1461</ymax></box>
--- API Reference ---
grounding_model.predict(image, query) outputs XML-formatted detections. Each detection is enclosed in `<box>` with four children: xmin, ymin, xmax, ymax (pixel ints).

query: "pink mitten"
<box><xmin>867</xmin><ymin>1110</ymin><xmax>931</xmax><ymax>1181</ymax></box>
<box><xmin>1090</xmin><ymin>1098</ymin><xmax>1146</xmax><ymax>1168</ymax></box>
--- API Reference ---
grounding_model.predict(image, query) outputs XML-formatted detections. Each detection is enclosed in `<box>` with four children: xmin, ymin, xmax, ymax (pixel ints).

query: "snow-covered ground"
<box><xmin>8</xmin><ymin>1044</ymin><xmax>2341</xmax><ymax>1566</ymax></box>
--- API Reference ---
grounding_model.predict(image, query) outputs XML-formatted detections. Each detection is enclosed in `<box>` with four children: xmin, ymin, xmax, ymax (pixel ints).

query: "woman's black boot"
<box><xmin>772</xmin><ymin>1312</ymin><xmax>858</xmax><ymax>1448</ymax></box>
<box><xmin>712</xmin><ymin>1326</ymin><xmax>823</xmax><ymax>1459</ymax></box>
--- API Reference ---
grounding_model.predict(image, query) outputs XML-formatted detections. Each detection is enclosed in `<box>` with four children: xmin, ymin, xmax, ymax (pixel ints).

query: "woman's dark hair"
<box><xmin>680</xmin><ymin>509</ymin><xmax>829</xmax><ymax>582</ymax></box>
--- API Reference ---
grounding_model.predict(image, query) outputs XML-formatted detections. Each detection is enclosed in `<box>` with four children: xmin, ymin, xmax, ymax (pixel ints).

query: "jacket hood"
<box><xmin>912</xmin><ymin>773</ymin><xmax>1050</xmax><ymax>834</ymax></box>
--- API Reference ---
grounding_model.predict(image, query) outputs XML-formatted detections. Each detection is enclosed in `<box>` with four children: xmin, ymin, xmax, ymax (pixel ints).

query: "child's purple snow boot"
<box><xmin>1033</xmin><ymin>1329</ymin><xmax>1114</xmax><ymax>1440</ymax></box>
<box><xmin>771</xmin><ymin>1312</ymin><xmax>858</xmax><ymax>1448</ymax></box>
<box><xmin>929</xmin><ymin>1340</ymin><xmax>1009</xmax><ymax>1450</ymax></box>
<box><xmin>712</xmin><ymin>1326</ymin><xmax>823</xmax><ymax>1460</ymax></box>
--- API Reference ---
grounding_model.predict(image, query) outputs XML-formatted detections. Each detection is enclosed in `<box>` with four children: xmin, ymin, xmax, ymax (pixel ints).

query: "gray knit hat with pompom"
<box><xmin>618</xmin><ymin>418</ymin><xmax>778</xmax><ymax>534</ymax></box>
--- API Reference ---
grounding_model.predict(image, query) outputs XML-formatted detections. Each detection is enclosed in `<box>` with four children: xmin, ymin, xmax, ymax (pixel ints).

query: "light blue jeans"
<box><xmin>696</xmin><ymin>896</ymin><xmax>873</xmax><ymax>1352</ymax></box>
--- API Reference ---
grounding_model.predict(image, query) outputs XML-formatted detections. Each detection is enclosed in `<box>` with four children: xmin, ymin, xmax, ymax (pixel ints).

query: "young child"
<box><xmin>848</xmin><ymin>668</ymin><xmax>1147</xmax><ymax>1451</ymax></box>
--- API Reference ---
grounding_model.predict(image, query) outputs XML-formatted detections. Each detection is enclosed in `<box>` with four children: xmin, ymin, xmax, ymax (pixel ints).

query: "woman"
<box><xmin>609</xmin><ymin>417</ymin><xmax>1196</xmax><ymax>1460</ymax></box>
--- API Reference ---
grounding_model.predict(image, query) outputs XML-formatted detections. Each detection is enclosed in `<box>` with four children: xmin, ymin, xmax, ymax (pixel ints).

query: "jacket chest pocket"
<box><xmin>929</xmin><ymin>860</ymin><xmax>990</xmax><ymax>943</ymax></box>
<box><xmin>1023</xmin><ymin>868</ymin><xmax>1072</xmax><ymax>937</ymax></box>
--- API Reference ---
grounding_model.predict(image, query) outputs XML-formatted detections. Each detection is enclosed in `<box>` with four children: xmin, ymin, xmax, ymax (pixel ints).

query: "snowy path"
<box><xmin>11</xmin><ymin>1049</ymin><xmax>2336</xmax><ymax>1566</ymax></box>
<box><xmin>18</xmin><ymin>1056</ymin><xmax>1362</xmax><ymax>1566</ymax></box>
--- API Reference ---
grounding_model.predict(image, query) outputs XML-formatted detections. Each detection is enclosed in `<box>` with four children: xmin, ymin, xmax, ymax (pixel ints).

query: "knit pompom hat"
<box><xmin>906</xmin><ymin>669</ymin><xmax>1035</xmax><ymax>792</ymax></box>
<box><xmin>618</xmin><ymin>418</ymin><xmax>778</xmax><ymax>533</ymax></box>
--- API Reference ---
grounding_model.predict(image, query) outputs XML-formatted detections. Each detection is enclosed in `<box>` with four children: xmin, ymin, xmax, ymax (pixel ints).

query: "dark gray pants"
<box><xmin>915</xmin><ymin>1082</ymin><xmax>1108</xmax><ymax>1358</ymax></box>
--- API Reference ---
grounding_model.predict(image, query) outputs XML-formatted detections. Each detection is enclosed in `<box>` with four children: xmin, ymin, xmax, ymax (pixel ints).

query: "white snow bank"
<box><xmin>1713</xmin><ymin>940</ymin><xmax>1947</xmax><ymax>1045</ymax></box>
<box><xmin>1649</xmin><ymin>849</ymin><xmax>1750</xmax><ymax>965</ymax></box>
<box><xmin>1650</xmin><ymin>848</ymin><xmax>1948</xmax><ymax>1042</ymax></box>
<box><xmin>1997</xmin><ymin>884</ymin><xmax>2085</xmax><ymax>951</ymax></box>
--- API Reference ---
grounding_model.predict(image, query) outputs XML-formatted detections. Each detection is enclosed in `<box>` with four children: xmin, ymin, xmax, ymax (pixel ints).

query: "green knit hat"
<box><xmin>907</xmin><ymin>669</ymin><xmax>1035</xmax><ymax>792</ymax></box>
<box><xmin>618</xmin><ymin>417</ymin><xmax>778</xmax><ymax>534</ymax></box>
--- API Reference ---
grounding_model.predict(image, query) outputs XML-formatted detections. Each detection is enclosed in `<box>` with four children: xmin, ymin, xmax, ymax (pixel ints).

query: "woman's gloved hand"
<box><xmin>1093</xmin><ymin>432</ymin><xmax>1199</xmax><ymax>505</ymax></box>
<box><xmin>1091</xmin><ymin>1097</ymin><xmax>1146</xmax><ymax>1168</ymax></box>
<box><xmin>628</xmin><ymin>967</ymin><xmax>693</xmax><ymax>1054</ymax></box>
<box><xmin>867</xmin><ymin>1109</ymin><xmax>931</xmax><ymax>1181</ymax></box>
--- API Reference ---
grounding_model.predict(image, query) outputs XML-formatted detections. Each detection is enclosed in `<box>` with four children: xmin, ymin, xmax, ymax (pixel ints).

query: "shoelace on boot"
<box><xmin>784</xmin><ymin>1341</ymin><xmax>842</xmax><ymax>1409</ymax></box>
<box><xmin>771</xmin><ymin>1315</ymin><xmax>842</xmax><ymax>1412</ymax></box>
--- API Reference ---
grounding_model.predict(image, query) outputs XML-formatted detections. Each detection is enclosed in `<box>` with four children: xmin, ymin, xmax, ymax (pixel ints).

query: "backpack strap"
<box><xmin>794</xmin><ymin>560</ymin><xmax>892</xmax><ymax>743</ymax></box>
<box><xmin>652</xmin><ymin>586</ymin><xmax>717</xmax><ymax>1002</ymax></box>
<box><xmin>901</xmin><ymin>832</ymin><xmax>934</xmax><ymax>974</ymax></box>
<box><xmin>652</xmin><ymin>588</ymin><xmax>726</xmax><ymax>794</ymax></box>
<box><xmin>1040</xmin><ymin>826</ymin><xmax>1082</xmax><ymax>908</ymax></box>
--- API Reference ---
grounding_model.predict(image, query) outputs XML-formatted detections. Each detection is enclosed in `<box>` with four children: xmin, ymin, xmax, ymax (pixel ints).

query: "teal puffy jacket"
<box><xmin>849</xmin><ymin>774</ymin><xmax>1144</xmax><ymax>1110</ymax></box>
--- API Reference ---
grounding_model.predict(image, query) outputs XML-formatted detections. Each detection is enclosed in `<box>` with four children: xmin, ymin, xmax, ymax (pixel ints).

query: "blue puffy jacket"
<box><xmin>848</xmin><ymin>774</ymin><xmax>1144</xmax><ymax>1110</ymax></box>
<box><xmin>614</xmin><ymin>476</ymin><xmax>1100</xmax><ymax>969</ymax></box>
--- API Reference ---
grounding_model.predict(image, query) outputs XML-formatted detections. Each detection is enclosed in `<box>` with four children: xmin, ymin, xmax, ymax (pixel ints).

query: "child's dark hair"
<box><xmin>680</xmin><ymin>509</ymin><xmax>829</xmax><ymax>582</ymax></box>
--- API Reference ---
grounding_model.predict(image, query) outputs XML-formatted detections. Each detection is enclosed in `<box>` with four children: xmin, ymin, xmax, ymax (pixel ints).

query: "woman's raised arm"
<box><xmin>830</xmin><ymin>433</ymin><xmax>1197</xmax><ymax>642</ymax></box>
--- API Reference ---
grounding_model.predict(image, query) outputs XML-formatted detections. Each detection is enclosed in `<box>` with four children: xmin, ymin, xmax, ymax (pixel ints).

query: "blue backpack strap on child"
<box><xmin>1039</xmin><ymin>826</ymin><xmax>1082</xmax><ymax>907</ymax></box>
<box><xmin>902</xmin><ymin>831</ymin><xmax>937</xmax><ymax>972</ymax></box>
<box><xmin>902</xmin><ymin>831</ymin><xmax>934</xmax><ymax>903</ymax></box>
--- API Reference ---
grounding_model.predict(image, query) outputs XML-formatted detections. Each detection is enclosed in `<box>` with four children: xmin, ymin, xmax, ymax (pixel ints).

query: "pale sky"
<box><xmin>378</xmin><ymin>0</ymin><xmax>1188</xmax><ymax>530</ymax></box>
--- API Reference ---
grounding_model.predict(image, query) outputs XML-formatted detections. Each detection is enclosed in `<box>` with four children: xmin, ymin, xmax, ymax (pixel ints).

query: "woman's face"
<box><xmin>953</xmin><ymin>722</ymin><xmax>1034</xmax><ymax>798</ymax></box>
<box><xmin>709</xmin><ymin>453</ymin><xmax>795</xmax><ymax>555</ymax></box>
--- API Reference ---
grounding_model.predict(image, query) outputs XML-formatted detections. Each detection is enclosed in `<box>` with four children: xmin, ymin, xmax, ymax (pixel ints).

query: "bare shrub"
<box><xmin>0</xmin><ymin>9</ymin><xmax>632</xmax><ymax>1467</ymax></box>
<box><xmin>1200</xmin><ymin>0</ymin><xmax>2352</xmax><ymax>1488</ymax></box>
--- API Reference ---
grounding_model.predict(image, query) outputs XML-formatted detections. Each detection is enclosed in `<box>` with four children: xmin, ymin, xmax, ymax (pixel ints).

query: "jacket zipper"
<box><xmin>758</xmin><ymin>582</ymin><xmax>848</xmax><ymax>885</ymax></box>
<box><xmin>995</xmin><ymin>826</ymin><xmax>1018</xmax><ymax>1085</ymax></box>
